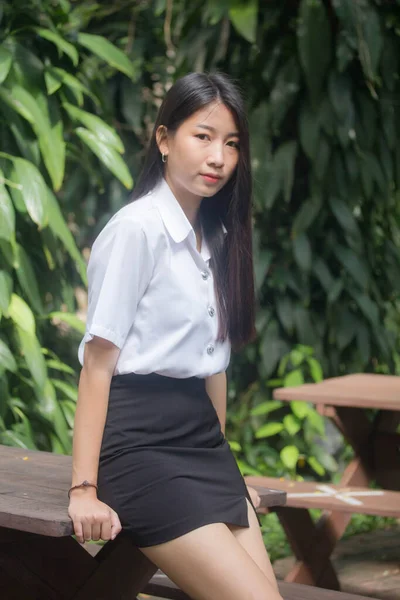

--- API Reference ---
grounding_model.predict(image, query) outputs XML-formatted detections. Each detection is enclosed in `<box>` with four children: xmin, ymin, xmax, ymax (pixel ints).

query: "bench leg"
<box><xmin>0</xmin><ymin>527</ymin><xmax>157</xmax><ymax>600</ymax></box>
<box><xmin>72</xmin><ymin>533</ymin><xmax>157</xmax><ymax>599</ymax></box>
<box><xmin>273</xmin><ymin>507</ymin><xmax>340</xmax><ymax>590</ymax></box>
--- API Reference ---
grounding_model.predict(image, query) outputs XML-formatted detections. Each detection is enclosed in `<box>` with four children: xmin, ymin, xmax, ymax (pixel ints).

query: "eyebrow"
<box><xmin>196</xmin><ymin>124</ymin><xmax>240</xmax><ymax>138</ymax></box>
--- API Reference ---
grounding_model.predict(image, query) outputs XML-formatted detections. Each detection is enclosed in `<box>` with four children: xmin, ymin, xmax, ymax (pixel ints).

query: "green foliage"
<box><xmin>0</xmin><ymin>0</ymin><xmax>136</xmax><ymax>451</ymax></box>
<box><xmin>228</xmin><ymin>346</ymin><xmax>340</xmax><ymax>481</ymax></box>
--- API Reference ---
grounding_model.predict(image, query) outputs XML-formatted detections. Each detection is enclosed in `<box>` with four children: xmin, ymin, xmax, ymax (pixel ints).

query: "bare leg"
<box><xmin>139</xmin><ymin>521</ymin><xmax>283</xmax><ymax>600</ymax></box>
<box><xmin>229</xmin><ymin>498</ymin><xmax>279</xmax><ymax>592</ymax></box>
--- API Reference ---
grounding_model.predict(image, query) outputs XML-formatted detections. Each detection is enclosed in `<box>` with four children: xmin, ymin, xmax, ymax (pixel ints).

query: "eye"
<box><xmin>227</xmin><ymin>140</ymin><xmax>240</xmax><ymax>149</ymax></box>
<box><xmin>195</xmin><ymin>134</ymin><xmax>210</xmax><ymax>141</ymax></box>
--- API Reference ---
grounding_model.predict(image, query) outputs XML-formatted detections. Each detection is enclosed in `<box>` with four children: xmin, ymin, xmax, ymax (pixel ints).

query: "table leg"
<box><xmin>273</xmin><ymin>506</ymin><xmax>340</xmax><ymax>589</ymax></box>
<box><xmin>274</xmin><ymin>407</ymin><xmax>380</xmax><ymax>589</ymax></box>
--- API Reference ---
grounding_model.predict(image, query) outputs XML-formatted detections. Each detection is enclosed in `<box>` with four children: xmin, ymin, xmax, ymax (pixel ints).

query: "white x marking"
<box><xmin>287</xmin><ymin>485</ymin><xmax>385</xmax><ymax>506</ymax></box>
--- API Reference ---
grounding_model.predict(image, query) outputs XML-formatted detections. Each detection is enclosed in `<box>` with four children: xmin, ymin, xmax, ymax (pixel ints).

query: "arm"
<box><xmin>206</xmin><ymin>371</ymin><xmax>260</xmax><ymax>508</ymax></box>
<box><xmin>205</xmin><ymin>371</ymin><xmax>227</xmax><ymax>434</ymax></box>
<box><xmin>68</xmin><ymin>337</ymin><xmax>122</xmax><ymax>544</ymax></box>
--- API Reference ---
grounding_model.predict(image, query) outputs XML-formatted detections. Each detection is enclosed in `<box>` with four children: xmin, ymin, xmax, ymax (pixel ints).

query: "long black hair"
<box><xmin>131</xmin><ymin>72</ymin><xmax>256</xmax><ymax>351</ymax></box>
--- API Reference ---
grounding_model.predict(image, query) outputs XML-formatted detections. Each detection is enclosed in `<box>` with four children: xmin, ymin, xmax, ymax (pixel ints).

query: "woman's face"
<box><xmin>158</xmin><ymin>102</ymin><xmax>240</xmax><ymax>202</ymax></box>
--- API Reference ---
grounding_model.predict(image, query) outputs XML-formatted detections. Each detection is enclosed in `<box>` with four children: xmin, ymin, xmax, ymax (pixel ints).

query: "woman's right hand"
<box><xmin>68</xmin><ymin>491</ymin><xmax>122</xmax><ymax>544</ymax></box>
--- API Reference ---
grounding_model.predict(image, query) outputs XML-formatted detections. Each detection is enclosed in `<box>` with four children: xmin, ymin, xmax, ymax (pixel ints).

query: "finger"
<box><xmin>100</xmin><ymin>519</ymin><xmax>112</xmax><ymax>541</ymax></box>
<box><xmin>91</xmin><ymin>523</ymin><xmax>101</xmax><ymax>542</ymax></box>
<box><xmin>74</xmin><ymin>520</ymin><xmax>84</xmax><ymax>544</ymax></box>
<box><xmin>83</xmin><ymin>521</ymin><xmax>92</xmax><ymax>542</ymax></box>
<box><xmin>110</xmin><ymin>510</ymin><xmax>122</xmax><ymax>540</ymax></box>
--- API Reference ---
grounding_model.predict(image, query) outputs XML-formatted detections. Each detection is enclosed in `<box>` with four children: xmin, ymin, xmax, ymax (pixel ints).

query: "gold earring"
<box><xmin>162</xmin><ymin>153</ymin><xmax>167</xmax><ymax>163</ymax></box>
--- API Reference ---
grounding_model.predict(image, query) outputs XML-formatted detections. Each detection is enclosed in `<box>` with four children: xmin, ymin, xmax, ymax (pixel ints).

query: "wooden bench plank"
<box><xmin>273</xmin><ymin>374</ymin><xmax>400</xmax><ymax>411</ymax></box>
<box><xmin>245</xmin><ymin>477</ymin><xmax>400</xmax><ymax>518</ymax></box>
<box><xmin>0</xmin><ymin>445</ymin><xmax>286</xmax><ymax>536</ymax></box>
<box><xmin>144</xmin><ymin>571</ymin><xmax>380</xmax><ymax>600</ymax></box>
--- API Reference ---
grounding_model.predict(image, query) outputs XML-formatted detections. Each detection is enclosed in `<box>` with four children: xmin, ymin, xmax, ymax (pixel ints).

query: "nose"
<box><xmin>207</xmin><ymin>142</ymin><xmax>225</xmax><ymax>168</ymax></box>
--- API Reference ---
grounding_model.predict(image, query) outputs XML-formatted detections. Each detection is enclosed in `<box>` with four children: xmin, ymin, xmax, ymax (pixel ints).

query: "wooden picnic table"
<box><xmin>0</xmin><ymin>444</ymin><xmax>286</xmax><ymax>600</ymax></box>
<box><xmin>269</xmin><ymin>373</ymin><xmax>400</xmax><ymax>589</ymax></box>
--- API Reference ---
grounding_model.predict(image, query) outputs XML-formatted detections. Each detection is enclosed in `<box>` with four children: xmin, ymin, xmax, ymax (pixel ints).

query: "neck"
<box><xmin>164</xmin><ymin>172</ymin><xmax>202</xmax><ymax>228</ymax></box>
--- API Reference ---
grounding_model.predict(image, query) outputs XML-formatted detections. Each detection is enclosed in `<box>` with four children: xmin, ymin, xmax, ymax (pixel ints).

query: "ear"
<box><xmin>156</xmin><ymin>125</ymin><xmax>169</xmax><ymax>157</ymax></box>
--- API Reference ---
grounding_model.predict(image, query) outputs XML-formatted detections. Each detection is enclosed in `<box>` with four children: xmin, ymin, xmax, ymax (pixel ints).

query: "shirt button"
<box><xmin>207</xmin><ymin>344</ymin><xmax>215</xmax><ymax>355</ymax></box>
<box><xmin>208</xmin><ymin>306</ymin><xmax>215</xmax><ymax>317</ymax></box>
<box><xmin>201</xmin><ymin>270</ymin><xmax>209</xmax><ymax>281</ymax></box>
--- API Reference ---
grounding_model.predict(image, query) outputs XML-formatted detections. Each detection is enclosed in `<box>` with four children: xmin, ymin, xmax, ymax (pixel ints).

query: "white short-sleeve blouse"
<box><xmin>78</xmin><ymin>178</ymin><xmax>231</xmax><ymax>378</ymax></box>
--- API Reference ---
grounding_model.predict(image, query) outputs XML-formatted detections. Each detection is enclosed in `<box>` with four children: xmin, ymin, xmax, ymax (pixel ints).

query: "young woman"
<box><xmin>69</xmin><ymin>72</ymin><xmax>282</xmax><ymax>600</ymax></box>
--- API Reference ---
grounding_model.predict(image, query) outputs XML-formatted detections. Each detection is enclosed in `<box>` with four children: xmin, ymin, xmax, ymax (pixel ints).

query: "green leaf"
<box><xmin>297</xmin><ymin>0</ymin><xmax>332</xmax><ymax>106</ymax></box>
<box><xmin>17</xmin><ymin>327</ymin><xmax>47</xmax><ymax>390</ymax></box>
<box><xmin>75</xmin><ymin>127</ymin><xmax>133</xmax><ymax>189</ymax></box>
<box><xmin>77</xmin><ymin>33</ymin><xmax>135</xmax><ymax>79</ymax></box>
<box><xmin>0</xmin><ymin>339</ymin><xmax>17</xmax><ymax>373</ymax></box>
<box><xmin>0</xmin><ymin>172</ymin><xmax>15</xmax><ymax>241</ymax></box>
<box><xmin>280</xmin><ymin>141</ymin><xmax>297</xmax><ymax>203</ymax></box>
<box><xmin>280</xmin><ymin>445</ymin><xmax>299</xmax><ymax>469</ymax></box>
<box><xmin>48</xmin><ymin>311</ymin><xmax>86</xmax><ymax>335</ymax></box>
<box><xmin>290</xmin><ymin>401</ymin><xmax>311</xmax><ymax>420</ymax></box>
<box><xmin>0</xmin><ymin>45</ymin><xmax>12</xmax><ymax>84</ymax></box>
<box><xmin>312</xmin><ymin>258</ymin><xmax>334</xmax><ymax>292</ymax></box>
<box><xmin>38</xmin><ymin>379</ymin><xmax>70</xmax><ymax>452</ymax></box>
<box><xmin>292</xmin><ymin>196</ymin><xmax>321</xmax><ymax>235</ymax></box>
<box><xmin>9</xmin><ymin>158</ymin><xmax>48</xmax><ymax>227</ymax></box>
<box><xmin>0</xmin><ymin>84</ymin><xmax>65</xmax><ymax>190</ymax></box>
<box><xmin>299</xmin><ymin>101</ymin><xmax>320</xmax><ymax>160</ymax></box>
<box><xmin>293</xmin><ymin>232</ymin><xmax>312</xmax><ymax>272</ymax></box>
<box><xmin>229</xmin><ymin>0</ymin><xmax>258</xmax><ymax>44</ymax></box>
<box><xmin>44</xmin><ymin>68</ymin><xmax>62</xmax><ymax>95</ymax></box>
<box><xmin>255</xmin><ymin>422</ymin><xmax>284</xmax><ymax>439</ymax></box>
<box><xmin>250</xmin><ymin>400</ymin><xmax>282</xmax><ymax>417</ymax></box>
<box><xmin>8</xmin><ymin>294</ymin><xmax>35</xmax><ymax>335</ymax></box>
<box><xmin>358</xmin><ymin>5</ymin><xmax>383</xmax><ymax>81</ymax></box>
<box><xmin>15</xmin><ymin>244</ymin><xmax>44</xmax><ymax>314</ymax></box>
<box><xmin>284</xmin><ymin>369</ymin><xmax>304</xmax><ymax>388</ymax></box>
<box><xmin>46</xmin><ymin>189</ymin><xmax>87</xmax><ymax>285</ymax></box>
<box><xmin>307</xmin><ymin>456</ymin><xmax>325</xmax><ymax>476</ymax></box>
<box><xmin>306</xmin><ymin>409</ymin><xmax>325</xmax><ymax>436</ymax></box>
<box><xmin>334</xmin><ymin>245</ymin><xmax>369</xmax><ymax>289</ymax></box>
<box><xmin>64</xmin><ymin>102</ymin><xmax>124</xmax><ymax>153</ymax></box>
<box><xmin>47</xmin><ymin>359</ymin><xmax>75</xmax><ymax>375</ymax></box>
<box><xmin>328</xmin><ymin>196</ymin><xmax>361</xmax><ymax>243</ymax></box>
<box><xmin>51</xmin><ymin>378</ymin><xmax>78</xmax><ymax>402</ymax></box>
<box><xmin>276</xmin><ymin>296</ymin><xmax>295</xmax><ymax>335</ymax></box>
<box><xmin>283</xmin><ymin>415</ymin><xmax>301</xmax><ymax>436</ymax></box>
<box><xmin>0</xmin><ymin>271</ymin><xmax>12</xmax><ymax>314</ymax></box>
<box><xmin>306</xmin><ymin>357</ymin><xmax>323</xmax><ymax>382</ymax></box>
<box><xmin>47</xmin><ymin>67</ymin><xmax>98</xmax><ymax>106</ymax></box>
<box><xmin>260</xmin><ymin>319</ymin><xmax>290</xmax><ymax>378</ymax></box>
<box><xmin>34</xmin><ymin>27</ymin><xmax>79</xmax><ymax>66</ymax></box>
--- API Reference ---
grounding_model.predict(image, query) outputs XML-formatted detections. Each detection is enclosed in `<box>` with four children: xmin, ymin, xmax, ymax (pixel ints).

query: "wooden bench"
<box><xmin>0</xmin><ymin>444</ymin><xmax>286</xmax><ymax>600</ymax></box>
<box><xmin>243</xmin><ymin>475</ymin><xmax>400</xmax><ymax>592</ymax></box>
<box><xmin>245</xmin><ymin>477</ymin><xmax>400</xmax><ymax>517</ymax></box>
<box><xmin>144</xmin><ymin>571</ymin><xmax>379</xmax><ymax>600</ymax></box>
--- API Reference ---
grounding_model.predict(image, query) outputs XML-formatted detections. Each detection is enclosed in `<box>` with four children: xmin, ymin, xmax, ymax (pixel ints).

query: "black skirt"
<box><xmin>97</xmin><ymin>372</ymin><xmax>256</xmax><ymax>547</ymax></box>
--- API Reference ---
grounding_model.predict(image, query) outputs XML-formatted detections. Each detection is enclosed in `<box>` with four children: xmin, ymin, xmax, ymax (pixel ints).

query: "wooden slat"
<box><xmin>0</xmin><ymin>445</ymin><xmax>286</xmax><ymax>536</ymax></box>
<box><xmin>143</xmin><ymin>571</ymin><xmax>380</xmax><ymax>600</ymax></box>
<box><xmin>245</xmin><ymin>477</ymin><xmax>400</xmax><ymax>518</ymax></box>
<box><xmin>273</xmin><ymin>374</ymin><xmax>400</xmax><ymax>411</ymax></box>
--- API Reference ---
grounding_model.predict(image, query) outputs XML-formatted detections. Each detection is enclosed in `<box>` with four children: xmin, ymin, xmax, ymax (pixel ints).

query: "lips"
<box><xmin>201</xmin><ymin>173</ymin><xmax>222</xmax><ymax>183</ymax></box>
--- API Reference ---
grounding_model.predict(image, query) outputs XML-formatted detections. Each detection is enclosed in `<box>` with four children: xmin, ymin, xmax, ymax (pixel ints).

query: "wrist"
<box><xmin>68</xmin><ymin>486</ymin><xmax>98</xmax><ymax>500</ymax></box>
<box><xmin>68</xmin><ymin>479</ymin><xmax>98</xmax><ymax>499</ymax></box>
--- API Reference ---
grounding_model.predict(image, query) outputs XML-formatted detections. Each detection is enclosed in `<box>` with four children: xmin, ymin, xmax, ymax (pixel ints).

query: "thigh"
<box><xmin>229</xmin><ymin>499</ymin><xmax>279</xmax><ymax>592</ymax></box>
<box><xmin>139</xmin><ymin>521</ymin><xmax>282</xmax><ymax>600</ymax></box>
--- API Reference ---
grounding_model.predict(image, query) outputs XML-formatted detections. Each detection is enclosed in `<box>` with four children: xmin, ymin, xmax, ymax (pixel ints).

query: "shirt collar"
<box><xmin>153</xmin><ymin>178</ymin><xmax>192</xmax><ymax>244</ymax></box>
<box><xmin>152</xmin><ymin>177</ymin><xmax>228</xmax><ymax>246</ymax></box>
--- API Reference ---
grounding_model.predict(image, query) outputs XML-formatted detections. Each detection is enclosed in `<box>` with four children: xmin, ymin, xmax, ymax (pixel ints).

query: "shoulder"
<box><xmin>93</xmin><ymin>191</ymin><xmax>165</xmax><ymax>250</ymax></box>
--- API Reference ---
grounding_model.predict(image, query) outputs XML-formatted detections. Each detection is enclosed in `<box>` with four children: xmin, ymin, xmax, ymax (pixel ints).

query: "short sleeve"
<box><xmin>78</xmin><ymin>217</ymin><xmax>154</xmax><ymax>361</ymax></box>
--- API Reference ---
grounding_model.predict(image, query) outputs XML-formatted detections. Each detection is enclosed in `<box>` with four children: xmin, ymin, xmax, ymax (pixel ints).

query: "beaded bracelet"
<box><xmin>68</xmin><ymin>480</ymin><xmax>98</xmax><ymax>498</ymax></box>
